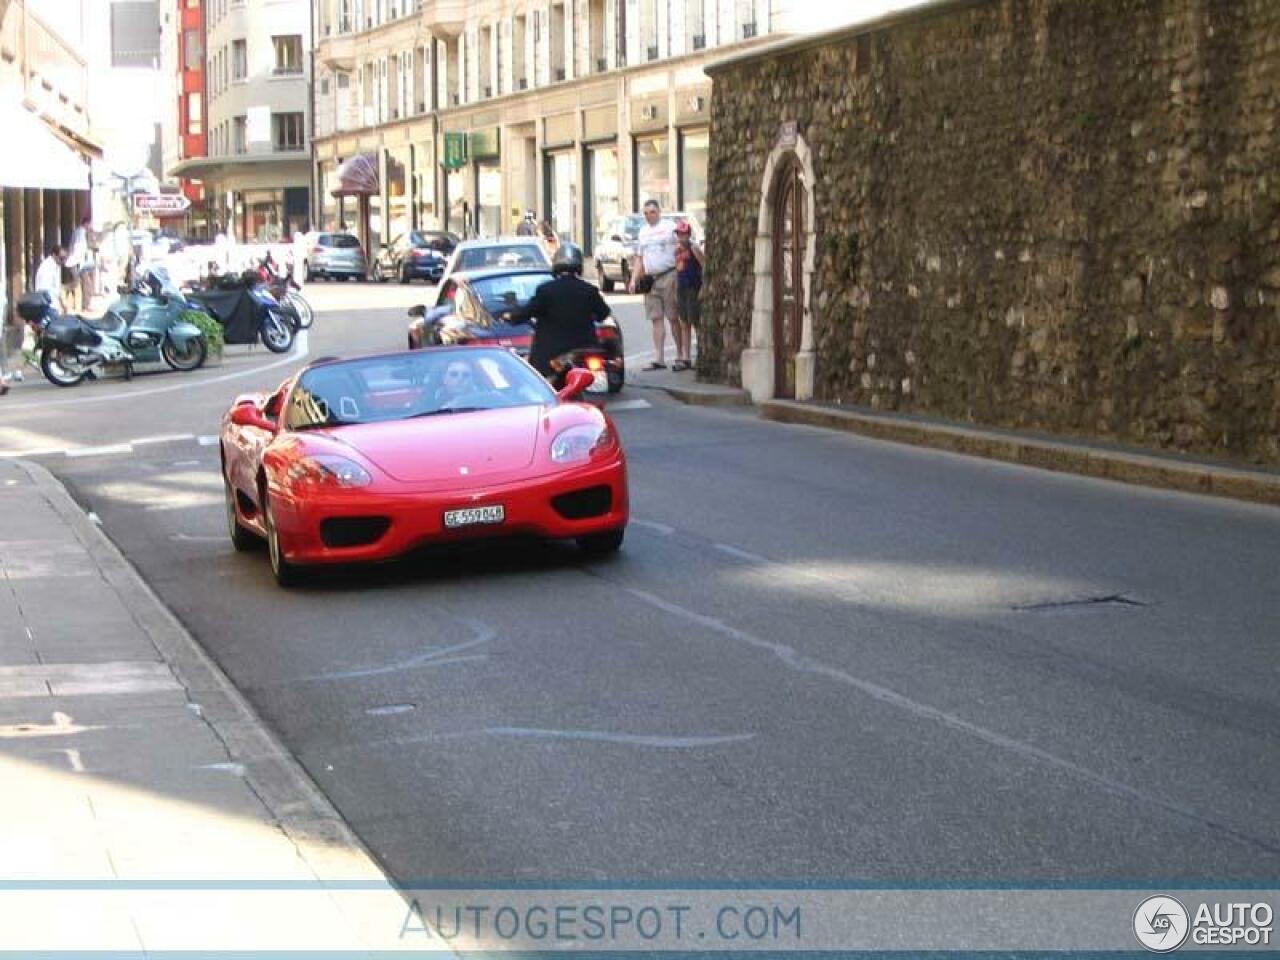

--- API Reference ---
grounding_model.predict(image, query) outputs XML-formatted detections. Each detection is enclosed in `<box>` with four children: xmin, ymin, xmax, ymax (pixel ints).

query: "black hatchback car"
<box><xmin>373</xmin><ymin>230</ymin><xmax>459</xmax><ymax>284</ymax></box>
<box><xmin>406</xmin><ymin>267</ymin><xmax>625</xmax><ymax>392</ymax></box>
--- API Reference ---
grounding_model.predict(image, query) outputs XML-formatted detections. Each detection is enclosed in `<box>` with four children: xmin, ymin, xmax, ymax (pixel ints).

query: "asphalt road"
<box><xmin>9</xmin><ymin>281</ymin><xmax>1280</xmax><ymax>884</ymax></box>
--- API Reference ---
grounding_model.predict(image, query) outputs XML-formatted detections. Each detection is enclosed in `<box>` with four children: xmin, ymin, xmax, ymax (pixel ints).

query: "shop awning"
<box><xmin>0</xmin><ymin>102</ymin><xmax>90</xmax><ymax>190</ymax></box>
<box><xmin>331</xmin><ymin>153</ymin><xmax>378</xmax><ymax>196</ymax></box>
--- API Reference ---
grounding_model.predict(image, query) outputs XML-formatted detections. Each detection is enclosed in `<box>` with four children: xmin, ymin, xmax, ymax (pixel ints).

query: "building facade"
<box><xmin>312</xmin><ymin>0</ymin><xmax>806</xmax><ymax>259</ymax></box>
<box><xmin>171</xmin><ymin>0</ymin><xmax>312</xmax><ymax>242</ymax></box>
<box><xmin>160</xmin><ymin>0</ymin><xmax>211</xmax><ymax>236</ymax></box>
<box><xmin>0</xmin><ymin>0</ymin><xmax>99</xmax><ymax>321</ymax></box>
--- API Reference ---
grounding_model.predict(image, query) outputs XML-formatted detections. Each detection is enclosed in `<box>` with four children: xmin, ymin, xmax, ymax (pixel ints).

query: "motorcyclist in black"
<box><xmin>525</xmin><ymin>243</ymin><xmax>611</xmax><ymax>384</ymax></box>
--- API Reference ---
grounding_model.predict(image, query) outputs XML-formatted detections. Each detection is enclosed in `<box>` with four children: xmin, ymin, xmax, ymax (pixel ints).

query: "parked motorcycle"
<box><xmin>187</xmin><ymin>268</ymin><xmax>295</xmax><ymax>354</ymax></box>
<box><xmin>255</xmin><ymin>254</ymin><xmax>313</xmax><ymax>331</ymax></box>
<box><xmin>17</xmin><ymin>269</ymin><xmax>209</xmax><ymax>388</ymax></box>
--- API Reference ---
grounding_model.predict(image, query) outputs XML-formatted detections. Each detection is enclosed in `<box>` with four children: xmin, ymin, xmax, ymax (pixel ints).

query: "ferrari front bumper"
<box><xmin>269</xmin><ymin>456</ymin><xmax>628</xmax><ymax>566</ymax></box>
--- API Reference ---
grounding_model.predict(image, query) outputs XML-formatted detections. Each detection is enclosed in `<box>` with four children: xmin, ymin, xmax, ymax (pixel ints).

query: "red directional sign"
<box><xmin>132</xmin><ymin>193</ymin><xmax>192</xmax><ymax>215</ymax></box>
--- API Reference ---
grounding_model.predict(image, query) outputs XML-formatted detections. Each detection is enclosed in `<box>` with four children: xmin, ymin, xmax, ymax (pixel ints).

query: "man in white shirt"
<box><xmin>628</xmin><ymin>199</ymin><xmax>684</xmax><ymax>370</ymax></box>
<box><xmin>34</xmin><ymin>245</ymin><xmax>67</xmax><ymax>305</ymax></box>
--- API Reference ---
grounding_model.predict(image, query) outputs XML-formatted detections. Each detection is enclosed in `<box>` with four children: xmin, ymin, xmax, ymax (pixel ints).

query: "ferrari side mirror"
<box><xmin>230</xmin><ymin>404</ymin><xmax>278</xmax><ymax>433</ymax></box>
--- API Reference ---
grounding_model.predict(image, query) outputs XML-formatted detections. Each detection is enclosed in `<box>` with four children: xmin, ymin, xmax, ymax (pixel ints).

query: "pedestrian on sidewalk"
<box><xmin>67</xmin><ymin>216</ymin><xmax>94</xmax><ymax>310</ymax></box>
<box><xmin>628</xmin><ymin>199</ymin><xmax>682</xmax><ymax>370</ymax></box>
<box><xmin>673</xmin><ymin>221</ymin><xmax>703</xmax><ymax>372</ymax></box>
<box><xmin>538</xmin><ymin>220</ymin><xmax>560</xmax><ymax>255</ymax></box>
<box><xmin>34</xmin><ymin>244</ymin><xmax>67</xmax><ymax>310</ymax></box>
<box><xmin>516</xmin><ymin>211</ymin><xmax>538</xmax><ymax>237</ymax></box>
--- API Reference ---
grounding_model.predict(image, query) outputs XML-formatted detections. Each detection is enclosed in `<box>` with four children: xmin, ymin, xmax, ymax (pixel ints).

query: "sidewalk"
<box><xmin>0</xmin><ymin>458</ymin><xmax>422</xmax><ymax>953</ymax></box>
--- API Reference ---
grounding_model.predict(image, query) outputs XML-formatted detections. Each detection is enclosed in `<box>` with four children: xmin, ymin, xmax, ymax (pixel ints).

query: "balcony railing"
<box><xmin>742</xmin><ymin>21</ymin><xmax>757</xmax><ymax>39</ymax></box>
<box><xmin>692</xmin><ymin>34</ymin><xmax>706</xmax><ymax>50</ymax></box>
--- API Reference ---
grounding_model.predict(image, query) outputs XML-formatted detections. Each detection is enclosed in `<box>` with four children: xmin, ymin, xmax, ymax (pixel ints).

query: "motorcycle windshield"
<box><xmin>144</xmin><ymin>265</ymin><xmax>182</xmax><ymax>298</ymax></box>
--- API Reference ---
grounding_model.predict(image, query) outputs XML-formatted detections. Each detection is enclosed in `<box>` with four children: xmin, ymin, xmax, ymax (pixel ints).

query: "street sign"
<box><xmin>132</xmin><ymin>193</ymin><xmax>192</xmax><ymax>215</ymax></box>
<box><xmin>469</xmin><ymin>128</ymin><xmax>500</xmax><ymax>161</ymax></box>
<box><xmin>443</xmin><ymin>132</ymin><xmax>468</xmax><ymax>170</ymax></box>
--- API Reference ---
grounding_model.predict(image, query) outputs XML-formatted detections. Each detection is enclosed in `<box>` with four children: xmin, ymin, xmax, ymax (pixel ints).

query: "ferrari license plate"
<box><xmin>443</xmin><ymin>505</ymin><xmax>505</xmax><ymax>528</ymax></box>
<box><xmin>588</xmin><ymin>370</ymin><xmax>609</xmax><ymax>393</ymax></box>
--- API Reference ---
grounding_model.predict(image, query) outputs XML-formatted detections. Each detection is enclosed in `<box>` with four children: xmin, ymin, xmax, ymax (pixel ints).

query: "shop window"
<box><xmin>679</xmin><ymin>129</ymin><xmax>709</xmax><ymax>226</ymax></box>
<box><xmin>272</xmin><ymin>113</ymin><xmax>305</xmax><ymax>152</ymax></box>
<box><xmin>274</xmin><ymin>35</ymin><xmax>303</xmax><ymax>74</ymax></box>
<box><xmin>634</xmin><ymin>135</ymin><xmax>672</xmax><ymax>211</ymax></box>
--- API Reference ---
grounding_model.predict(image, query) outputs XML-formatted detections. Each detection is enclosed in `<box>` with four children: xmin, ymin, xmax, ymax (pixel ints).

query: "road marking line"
<box><xmin>133</xmin><ymin>433</ymin><xmax>196</xmax><ymax>446</ymax></box>
<box><xmin>171</xmin><ymin>533</ymin><xmax>226</xmax><ymax>543</ymax></box>
<box><xmin>0</xmin><ymin>447</ymin><xmax>65</xmax><ymax>459</ymax></box>
<box><xmin>484</xmin><ymin>727</ymin><xmax>755</xmax><ymax>749</ymax></box>
<box><xmin>198</xmin><ymin>436</ymin><xmax>220</xmax><ymax>446</ymax></box>
<box><xmin>631</xmin><ymin>518</ymin><xmax>675</xmax><ymax>536</ymax></box>
<box><xmin>713</xmin><ymin>543</ymin><xmax>769</xmax><ymax>563</ymax></box>
<box><xmin>0</xmin><ymin>330</ymin><xmax>308</xmax><ymax>411</ymax></box>
<box><xmin>64</xmin><ymin>444</ymin><xmax>134</xmax><ymax>458</ymax></box>
<box><xmin>605</xmin><ymin>399</ymin><xmax>651</xmax><ymax>411</ymax></box>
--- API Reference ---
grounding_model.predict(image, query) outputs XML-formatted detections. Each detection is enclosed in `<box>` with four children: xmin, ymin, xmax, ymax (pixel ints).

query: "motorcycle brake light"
<box><xmin>585</xmin><ymin>355</ymin><xmax>605</xmax><ymax>371</ymax></box>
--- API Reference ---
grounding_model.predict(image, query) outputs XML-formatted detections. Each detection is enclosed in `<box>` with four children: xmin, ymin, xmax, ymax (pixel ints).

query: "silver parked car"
<box><xmin>304</xmin><ymin>232</ymin><xmax>368</xmax><ymax>281</ymax></box>
<box><xmin>436</xmin><ymin>237</ymin><xmax>552</xmax><ymax>294</ymax></box>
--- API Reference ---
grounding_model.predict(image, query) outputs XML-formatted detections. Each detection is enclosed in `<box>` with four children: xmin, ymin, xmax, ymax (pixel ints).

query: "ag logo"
<box><xmin>1134</xmin><ymin>895</ymin><xmax>1190</xmax><ymax>952</ymax></box>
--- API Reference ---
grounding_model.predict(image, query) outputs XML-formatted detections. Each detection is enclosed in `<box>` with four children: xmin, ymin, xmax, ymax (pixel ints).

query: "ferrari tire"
<box><xmin>263</xmin><ymin>492</ymin><xmax>303</xmax><ymax>587</ymax></box>
<box><xmin>577</xmin><ymin>528</ymin><xmax>624</xmax><ymax>556</ymax></box>
<box><xmin>224</xmin><ymin>479</ymin><xmax>259</xmax><ymax>552</ymax></box>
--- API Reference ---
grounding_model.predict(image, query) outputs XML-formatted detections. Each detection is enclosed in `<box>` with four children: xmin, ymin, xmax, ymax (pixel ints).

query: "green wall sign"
<box><xmin>443</xmin><ymin>132</ymin><xmax>468</xmax><ymax>170</ymax></box>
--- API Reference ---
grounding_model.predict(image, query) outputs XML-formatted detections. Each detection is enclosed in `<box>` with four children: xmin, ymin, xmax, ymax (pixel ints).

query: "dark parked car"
<box><xmin>372</xmin><ymin>230</ymin><xmax>459</xmax><ymax>284</ymax></box>
<box><xmin>406</xmin><ymin>266</ymin><xmax>626</xmax><ymax>392</ymax></box>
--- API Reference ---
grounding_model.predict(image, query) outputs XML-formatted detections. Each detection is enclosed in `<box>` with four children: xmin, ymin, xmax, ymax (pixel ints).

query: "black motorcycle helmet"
<box><xmin>551</xmin><ymin>242</ymin><xmax>584</xmax><ymax>277</ymax></box>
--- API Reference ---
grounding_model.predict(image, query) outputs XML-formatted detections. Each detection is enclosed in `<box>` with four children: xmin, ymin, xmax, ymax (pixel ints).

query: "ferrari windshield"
<box><xmin>285</xmin><ymin>349</ymin><xmax>556</xmax><ymax>430</ymax></box>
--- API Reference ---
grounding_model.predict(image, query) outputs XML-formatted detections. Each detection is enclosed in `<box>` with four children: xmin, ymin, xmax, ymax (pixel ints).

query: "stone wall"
<box><xmin>702</xmin><ymin>0</ymin><xmax>1280</xmax><ymax>464</ymax></box>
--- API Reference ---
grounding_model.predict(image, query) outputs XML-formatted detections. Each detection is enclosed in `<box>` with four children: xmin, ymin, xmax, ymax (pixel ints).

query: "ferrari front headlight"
<box><xmin>551</xmin><ymin>424</ymin><xmax>615</xmax><ymax>464</ymax></box>
<box><xmin>287</xmin><ymin>455</ymin><xmax>373</xmax><ymax>490</ymax></box>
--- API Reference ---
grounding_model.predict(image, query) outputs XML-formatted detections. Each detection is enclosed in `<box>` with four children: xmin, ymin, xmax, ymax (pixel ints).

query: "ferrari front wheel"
<box><xmin>577</xmin><ymin>528</ymin><xmax>624</xmax><ymax>556</ymax></box>
<box><xmin>263</xmin><ymin>492</ymin><xmax>303</xmax><ymax>587</ymax></box>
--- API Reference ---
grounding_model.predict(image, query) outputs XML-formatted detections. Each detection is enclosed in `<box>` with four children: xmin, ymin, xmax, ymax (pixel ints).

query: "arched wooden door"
<box><xmin>771</xmin><ymin>157</ymin><xmax>805</xmax><ymax>399</ymax></box>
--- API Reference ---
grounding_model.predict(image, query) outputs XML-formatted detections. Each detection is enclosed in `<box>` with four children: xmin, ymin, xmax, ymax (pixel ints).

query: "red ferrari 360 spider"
<box><xmin>220</xmin><ymin>347</ymin><xmax>628</xmax><ymax>585</ymax></box>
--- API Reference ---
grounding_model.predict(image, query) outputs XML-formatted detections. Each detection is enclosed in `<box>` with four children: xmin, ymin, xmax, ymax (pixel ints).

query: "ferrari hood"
<box><xmin>329</xmin><ymin>405</ymin><xmax>544</xmax><ymax>485</ymax></box>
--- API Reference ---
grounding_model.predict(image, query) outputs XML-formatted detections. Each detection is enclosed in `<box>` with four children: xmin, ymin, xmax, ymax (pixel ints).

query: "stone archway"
<box><xmin>740</xmin><ymin>134</ymin><xmax>818</xmax><ymax>403</ymax></box>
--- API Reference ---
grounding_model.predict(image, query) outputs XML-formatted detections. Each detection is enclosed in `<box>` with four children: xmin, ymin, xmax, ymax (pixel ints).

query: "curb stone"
<box><xmin>759</xmin><ymin>399</ymin><xmax>1280</xmax><ymax>508</ymax></box>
